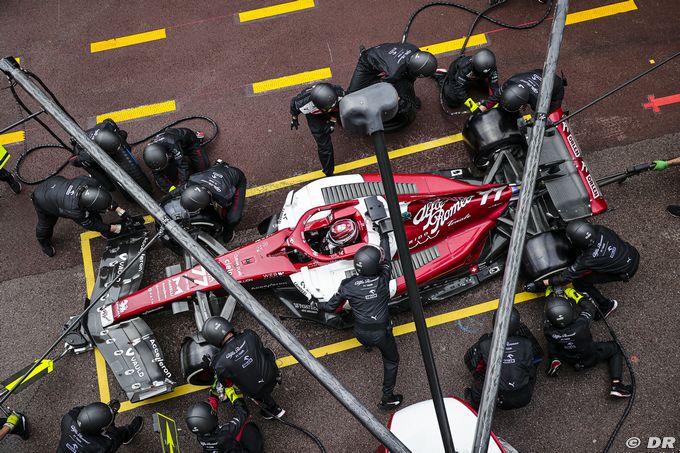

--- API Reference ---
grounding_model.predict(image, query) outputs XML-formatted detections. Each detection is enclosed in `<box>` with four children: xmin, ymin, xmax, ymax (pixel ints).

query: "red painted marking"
<box><xmin>643</xmin><ymin>93</ymin><xmax>680</xmax><ymax>113</ymax></box>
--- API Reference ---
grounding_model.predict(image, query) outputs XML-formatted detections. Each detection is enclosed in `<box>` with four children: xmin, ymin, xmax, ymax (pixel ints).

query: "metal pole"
<box><xmin>471</xmin><ymin>1</ymin><xmax>569</xmax><ymax>452</ymax></box>
<box><xmin>0</xmin><ymin>58</ymin><xmax>409</xmax><ymax>453</ymax></box>
<box><xmin>372</xmin><ymin>131</ymin><xmax>456</xmax><ymax>453</ymax></box>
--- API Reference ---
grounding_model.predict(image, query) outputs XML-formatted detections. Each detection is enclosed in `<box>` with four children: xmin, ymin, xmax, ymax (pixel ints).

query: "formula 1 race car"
<box><xmin>85</xmin><ymin>106</ymin><xmax>608</xmax><ymax>402</ymax></box>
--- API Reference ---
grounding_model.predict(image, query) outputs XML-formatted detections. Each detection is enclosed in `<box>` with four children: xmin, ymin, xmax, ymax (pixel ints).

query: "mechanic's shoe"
<box><xmin>666</xmin><ymin>205</ymin><xmax>680</xmax><ymax>218</ymax></box>
<box><xmin>432</xmin><ymin>69</ymin><xmax>447</xmax><ymax>84</ymax></box>
<box><xmin>595</xmin><ymin>299</ymin><xmax>618</xmax><ymax>320</ymax></box>
<box><xmin>8</xmin><ymin>175</ymin><xmax>22</xmax><ymax>194</ymax></box>
<box><xmin>378</xmin><ymin>394</ymin><xmax>403</xmax><ymax>411</ymax></box>
<box><xmin>610</xmin><ymin>383</ymin><xmax>632</xmax><ymax>398</ymax></box>
<box><xmin>195</xmin><ymin>131</ymin><xmax>205</xmax><ymax>140</ymax></box>
<box><xmin>123</xmin><ymin>416</ymin><xmax>144</xmax><ymax>445</ymax></box>
<box><xmin>41</xmin><ymin>243</ymin><xmax>56</xmax><ymax>257</ymax></box>
<box><xmin>14</xmin><ymin>413</ymin><xmax>29</xmax><ymax>440</ymax></box>
<box><xmin>260</xmin><ymin>404</ymin><xmax>285</xmax><ymax>420</ymax></box>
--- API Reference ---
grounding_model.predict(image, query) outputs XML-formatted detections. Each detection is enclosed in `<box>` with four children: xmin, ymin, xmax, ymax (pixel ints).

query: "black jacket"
<box><xmin>323</xmin><ymin>234</ymin><xmax>392</xmax><ymax>328</ymax></box>
<box><xmin>359</xmin><ymin>42</ymin><xmax>420</xmax><ymax>87</ymax></box>
<box><xmin>187</xmin><ymin>164</ymin><xmax>245</xmax><ymax>209</ymax></box>
<box><xmin>445</xmin><ymin>55</ymin><xmax>500</xmax><ymax>105</ymax></box>
<box><xmin>195</xmin><ymin>400</ymin><xmax>250</xmax><ymax>453</ymax></box>
<box><xmin>503</xmin><ymin>69</ymin><xmax>565</xmax><ymax>112</ymax></box>
<box><xmin>544</xmin><ymin>298</ymin><xmax>597</xmax><ymax>360</ymax></box>
<box><xmin>550</xmin><ymin>225</ymin><xmax>639</xmax><ymax>286</ymax></box>
<box><xmin>464</xmin><ymin>323</ymin><xmax>543</xmax><ymax>391</ymax></box>
<box><xmin>212</xmin><ymin>330</ymin><xmax>279</xmax><ymax>397</ymax></box>
<box><xmin>56</xmin><ymin>407</ymin><xmax>122</xmax><ymax>453</ymax></box>
<box><xmin>290</xmin><ymin>84</ymin><xmax>345</xmax><ymax>117</ymax></box>
<box><xmin>72</xmin><ymin>119</ymin><xmax>128</xmax><ymax>168</ymax></box>
<box><xmin>149</xmin><ymin>127</ymin><xmax>200</xmax><ymax>192</ymax></box>
<box><xmin>33</xmin><ymin>175</ymin><xmax>111</xmax><ymax>234</ymax></box>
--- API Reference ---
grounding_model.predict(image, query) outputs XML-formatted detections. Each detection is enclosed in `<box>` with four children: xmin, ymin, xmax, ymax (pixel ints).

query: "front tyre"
<box><xmin>180</xmin><ymin>337</ymin><xmax>219</xmax><ymax>386</ymax></box>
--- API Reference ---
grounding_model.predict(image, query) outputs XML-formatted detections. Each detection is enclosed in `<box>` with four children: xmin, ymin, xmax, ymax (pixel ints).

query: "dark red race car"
<box><xmin>86</xmin><ymin>107</ymin><xmax>607</xmax><ymax>402</ymax></box>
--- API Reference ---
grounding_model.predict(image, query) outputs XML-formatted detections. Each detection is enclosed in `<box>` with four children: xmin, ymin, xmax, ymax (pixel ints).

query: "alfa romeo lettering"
<box><xmin>413</xmin><ymin>196</ymin><xmax>474</xmax><ymax>236</ymax></box>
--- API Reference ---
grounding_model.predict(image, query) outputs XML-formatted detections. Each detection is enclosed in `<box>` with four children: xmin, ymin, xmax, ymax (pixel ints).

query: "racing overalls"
<box><xmin>290</xmin><ymin>84</ymin><xmax>345</xmax><ymax>177</ymax></box>
<box><xmin>347</xmin><ymin>42</ymin><xmax>421</xmax><ymax>125</ymax></box>
<box><xmin>464</xmin><ymin>324</ymin><xmax>543</xmax><ymax>410</ymax></box>
<box><xmin>549</xmin><ymin>225</ymin><xmax>639</xmax><ymax>313</ymax></box>
<box><xmin>186</xmin><ymin>163</ymin><xmax>247</xmax><ymax>240</ymax></box>
<box><xmin>503</xmin><ymin>69</ymin><xmax>565</xmax><ymax>113</ymax></box>
<box><xmin>55</xmin><ymin>406</ymin><xmax>135</xmax><ymax>453</ymax></box>
<box><xmin>323</xmin><ymin>233</ymin><xmax>400</xmax><ymax>398</ymax></box>
<box><xmin>439</xmin><ymin>55</ymin><xmax>500</xmax><ymax>108</ymax></box>
<box><xmin>544</xmin><ymin>297</ymin><xmax>624</xmax><ymax>380</ymax></box>
<box><xmin>31</xmin><ymin>175</ymin><xmax>116</xmax><ymax>248</ymax></box>
<box><xmin>148</xmin><ymin>127</ymin><xmax>209</xmax><ymax>192</ymax></box>
<box><xmin>198</xmin><ymin>389</ymin><xmax>264</xmax><ymax>453</ymax></box>
<box><xmin>71</xmin><ymin>119</ymin><xmax>130</xmax><ymax>192</ymax></box>
<box><xmin>211</xmin><ymin>329</ymin><xmax>282</xmax><ymax>414</ymax></box>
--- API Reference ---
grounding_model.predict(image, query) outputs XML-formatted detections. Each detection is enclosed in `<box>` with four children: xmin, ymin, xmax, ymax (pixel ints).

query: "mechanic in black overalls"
<box><xmin>31</xmin><ymin>175</ymin><xmax>128</xmax><ymax>257</ymax></box>
<box><xmin>70</xmin><ymin>118</ymin><xmax>130</xmax><ymax>192</ymax></box>
<box><xmin>434</xmin><ymin>49</ymin><xmax>500</xmax><ymax>111</ymax></box>
<box><xmin>290</xmin><ymin>83</ymin><xmax>345</xmax><ymax>177</ymax></box>
<box><xmin>528</xmin><ymin>220</ymin><xmax>640</xmax><ymax>319</ymax></box>
<box><xmin>0</xmin><ymin>410</ymin><xmax>28</xmax><ymax>442</ymax></box>
<box><xmin>56</xmin><ymin>401</ymin><xmax>143</xmax><ymax>452</ymax></box>
<box><xmin>142</xmin><ymin>127</ymin><xmax>209</xmax><ymax>193</ymax></box>
<box><xmin>543</xmin><ymin>291</ymin><xmax>632</xmax><ymax>398</ymax></box>
<box><xmin>0</xmin><ymin>144</ymin><xmax>22</xmax><ymax>194</ymax></box>
<box><xmin>500</xmin><ymin>69</ymin><xmax>565</xmax><ymax>114</ymax></box>
<box><xmin>321</xmin><ymin>232</ymin><xmax>403</xmax><ymax>410</ymax></box>
<box><xmin>202</xmin><ymin>317</ymin><xmax>285</xmax><ymax>420</ymax></box>
<box><xmin>187</xmin><ymin>391</ymin><xmax>264</xmax><ymax>452</ymax></box>
<box><xmin>179</xmin><ymin>161</ymin><xmax>246</xmax><ymax>244</ymax></box>
<box><xmin>463</xmin><ymin>307</ymin><xmax>543</xmax><ymax>410</ymax></box>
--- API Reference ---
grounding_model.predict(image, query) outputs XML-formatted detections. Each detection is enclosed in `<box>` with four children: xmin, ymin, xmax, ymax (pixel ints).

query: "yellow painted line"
<box><xmin>0</xmin><ymin>131</ymin><xmax>25</xmax><ymax>146</ymax></box>
<box><xmin>90</xmin><ymin>29</ymin><xmax>167</xmax><ymax>53</ymax></box>
<box><xmin>239</xmin><ymin>0</ymin><xmax>315</xmax><ymax>23</ymax></box>
<box><xmin>96</xmin><ymin>100</ymin><xmax>176</xmax><ymax>124</ymax></box>
<box><xmin>421</xmin><ymin>33</ymin><xmax>488</xmax><ymax>56</ymax></box>
<box><xmin>246</xmin><ymin>133</ymin><xmax>463</xmax><ymax>197</ymax></box>
<box><xmin>94</xmin><ymin>350</ymin><xmax>111</xmax><ymax>403</ymax></box>
<box><xmin>566</xmin><ymin>0</ymin><xmax>637</xmax><ymax>26</ymax></box>
<box><xmin>252</xmin><ymin>67</ymin><xmax>331</xmax><ymax>94</ymax></box>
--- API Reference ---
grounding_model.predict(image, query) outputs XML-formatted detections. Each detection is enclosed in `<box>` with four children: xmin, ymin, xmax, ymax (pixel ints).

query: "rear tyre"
<box><xmin>521</xmin><ymin>230</ymin><xmax>576</xmax><ymax>281</ymax></box>
<box><xmin>180</xmin><ymin>337</ymin><xmax>219</xmax><ymax>386</ymax></box>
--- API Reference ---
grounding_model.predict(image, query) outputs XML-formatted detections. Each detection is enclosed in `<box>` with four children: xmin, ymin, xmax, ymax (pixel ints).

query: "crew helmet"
<box><xmin>493</xmin><ymin>306</ymin><xmax>521</xmax><ymax>335</ymax></box>
<box><xmin>78</xmin><ymin>186</ymin><xmax>113</xmax><ymax>212</ymax></box>
<box><xmin>202</xmin><ymin>316</ymin><xmax>235</xmax><ymax>347</ymax></box>
<box><xmin>353</xmin><ymin>245</ymin><xmax>383</xmax><ymax>276</ymax></box>
<box><xmin>310</xmin><ymin>83</ymin><xmax>339</xmax><ymax>111</ymax></box>
<box><xmin>544</xmin><ymin>296</ymin><xmax>576</xmax><ymax>328</ymax></box>
<box><xmin>500</xmin><ymin>82</ymin><xmax>530</xmax><ymax>112</ymax></box>
<box><xmin>180</xmin><ymin>185</ymin><xmax>211</xmax><ymax>213</ymax></box>
<box><xmin>92</xmin><ymin>129</ymin><xmax>122</xmax><ymax>155</ymax></box>
<box><xmin>471</xmin><ymin>49</ymin><xmax>497</xmax><ymax>78</ymax></box>
<box><xmin>565</xmin><ymin>220</ymin><xmax>597</xmax><ymax>249</ymax></box>
<box><xmin>143</xmin><ymin>142</ymin><xmax>169</xmax><ymax>171</ymax></box>
<box><xmin>77</xmin><ymin>402</ymin><xmax>114</xmax><ymax>435</ymax></box>
<box><xmin>186</xmin><ymin>402</ymin><xmax>218</xmax><ymax>435</ymax></box>
<box><xmin>407</xmin><ymin>51</ymin><xmax>437</xmax><ymax>78</ymax></box>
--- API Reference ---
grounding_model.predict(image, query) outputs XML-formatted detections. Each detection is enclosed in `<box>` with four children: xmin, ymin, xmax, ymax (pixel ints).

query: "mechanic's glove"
<box><xmin>546</xmin><ymin>358</ymin><xmax>562</xmax><ymax>377</ymax></box>
<box><xmin>3</xmin><ymin>412</ymin><xmax>19</xmax><ymax>431</ymax></box>
<box><xmin>653</xmin><ymin>160</ymin><xmax>669</xmax><ymax>171</ymax></box>
<box><xmin>328</xmin><ymin>119</ymin><xmax>336</xmax><ymax>133</ymax></box>
<box><xmin>116</xmin><ymin>207</ymin><xmax>128</xmax><ymax>218</ymax></box>
<box><xmin>290</xmin><ymin>116</ymin><xmax>299</xmax><ymax>130</ymax></box>
<box><xmin>224</xmin><ymin>385</ymin><xmax>243</xmax><ymax>405</ymax></box>
<box><xmin>110</xmin><ymin>224</ymin><xmax>122</xmax><ymax>235</ymax></box>
<box><xmin>208</xmin><ymin>395</ymin><xmax>219</xmax><ymax>412</ymax></box>
<box><xmin>524</xmin><ymin>281</ymin><xmax>546</xmax><ymax>293</ymax></box>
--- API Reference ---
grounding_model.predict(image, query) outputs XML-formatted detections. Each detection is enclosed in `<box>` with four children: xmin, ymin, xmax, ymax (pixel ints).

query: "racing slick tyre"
<box><xmin>180</xmin><ymin>337</ymin><xmax>219</xmax><ymax>386</ymax></box>
<box><xmin>462</xmin><ymin>109</ymin><xmax>527</xmax><ymax>168</ymax></box>
<box><xmin>521</xmin><ymin>230</ymin><xmax>576</xmax><ymax>281</ymax></box>
<box><xmin>112</xmin><ymin>146</ymin><xmax>152</xmax><ymax>196</ymax></box>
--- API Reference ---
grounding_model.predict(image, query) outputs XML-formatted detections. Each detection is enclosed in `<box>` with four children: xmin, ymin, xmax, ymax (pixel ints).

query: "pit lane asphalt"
<box><xmin>1</xmin><ymin>1</ymin><xmax>679</xmax><ymax>452</ymax></box>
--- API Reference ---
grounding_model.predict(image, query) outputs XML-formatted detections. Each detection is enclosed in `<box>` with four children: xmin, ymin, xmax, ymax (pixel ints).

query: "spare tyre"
<box><xmin>521</xmin><ymin>230</ymin><xmax>576</xmax><ymax>281</ymax></box>
<box><xmin>462</xmin><ymin>109</ymin><xmax>526</xmax><ymax>168</ymax></box>
<box><xmin>180</xmin><ymin>337</ymin><xmax>220</xmax><ymax>386</ymax></box>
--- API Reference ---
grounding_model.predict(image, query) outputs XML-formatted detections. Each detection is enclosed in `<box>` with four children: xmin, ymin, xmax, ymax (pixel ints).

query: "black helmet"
<box><xmin>186</xmin><ymin>402</ymin><xmax>218</xmax><ymax>435</ymax></box>
<box><xmin>79</xmin><ymin>186</ymin><xmax>113</xmax><ymax>211</ymax></box>
<box><xmin>471</xmin><ymin>49</ymin><xmax>496</xmax><ymax>78</ymax></box>
<box><xmin>493</xmin><ymin>306</ymin><xmax>521</xmax><ymax>335</ymax></box>
<box><xmin>310</xmin><ymin>83</ymin><xmax>338</xmax><ymax>111</ymax></box>
<box><xmin>202</xmin><ymin>316</ymin><xmax>235</xmax><ymax>347</ymax></box>
<box><xmin>93</xmin><ymin>129</ymin><xmax>122</xmax><ymax>155</ymax></box>
<box><xmin>180</xmin><ymin>185</ymin><xmax>211</xmax><ymax>213</ymax></box>
<box><xmin>544</xmin><ymin>296</ymin><xmax>575</xmax><ymax>328</ymax></box>
<box><xmin>500</xmin><ymin>82</ymin><xmax>530</xmax><ymax>112</ymax></box>
<box><xmin>143</xmin><ymin>142</ymin><xmax>169</xmax><ymax>170</ymax></box>
<box><xmin>407</xmin><ymin>51</ymin><xmax>437</xmax><ymax>78</ymax></box>
<box><xmin>77</xmin><ymin>402</ymin><xmax>114</xmax><ymax>435</ymax></box>
<box><xmin>565</xmin><ymin>220</ymin><xmax>597</xmax><ymax>249</ymax></box>
<box><xmin>354</xmin><ymin>245</ymin><xmax>383</xmax><ymax>276</ymax></box>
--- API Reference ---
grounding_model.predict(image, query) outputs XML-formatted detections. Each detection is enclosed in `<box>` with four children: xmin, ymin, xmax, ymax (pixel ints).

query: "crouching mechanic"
<box><xmin>180</xmin><ymin>162</ymin><xmax>246</xmax><ymax>244</ymax></box>
<box><xmin>321</xmin><ymin>231</ymin><xmax>403</xmax><ymax>410</ymax></box>
<box><xmin>56</xmin><ymin>401</ymin><xmax>144</xmax><ymax>452</ymax></box>
<box><xmin>143</xmin><ymin>127</ymin><xmax>209</xmax><ymax>193</ymax></box>
<box><xmin>527</xmin><ymin>220</ymin><xmax>639</xmax><ymax>318</ymax></box>
<box><xmin>31</xmin><ymin>175</ymin><xmax>129</xmax><ymax>257</ymax></box>
<box><xmin>290</xmin><ymin>83</ymin><xmax>345</xmax><ymax>177</ymax></box>
<box><xmin>500</xmin><ymin>69</ymin><xmax>565</xmax><ymax>114</ymax></box>
<box><xmin>202</xmin><ymin>316</ymin><xmax>285</xmax><ymax>420</ymax></box>
<box><xmin>187</xmin><ymin>386</ymin><xmax>264</xmax><ymax>452</ymax></box>
<box><xmin>0</xmin><ymin>411</ymin><xmax>28</xmax><ymax>442</ymax></box>
<box><xmin>544</xmin><ymin>290</ymin><xmax>632</xmax><ymax>398</ymax></box>
<box><xmin>434</xmin><ymin>49</ymin><xmax>500</xmax><ymax>111</ymax></box>
<box><xmin>464</xmin><ymin>307</ymin><xmax>543</xmax><ymax>410</ymax></box>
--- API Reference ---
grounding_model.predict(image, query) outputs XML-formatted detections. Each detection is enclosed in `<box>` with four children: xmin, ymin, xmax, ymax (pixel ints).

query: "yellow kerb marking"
<box><xmin>252</xmin><ymin>68</ymin><xmax>332</xmax><ymax>94</ymax></box>
<box><xmin>0</xmin><ymin>131</ymin><xmax>25</xmax><ymax>146</ymax></box>
<box><xmin>566</xmin><ymin>0</ymin><xmax>637</xmax><ymax>25</ymax></box>
<box><xmin>96</xmin><ymin>101</ymin><xmax>176</xmax><ymax>124</ymax></box>
<box><xmin>90</xmin><ymin>29</ymin><xmax>167</xmax><ymax>53</ymax></box>
<box><xmin>239</xmin><ymin>0</ymin><xmax>315</xmax><ymax>23</ymax></box>
<box><xmin>421</xmin><ymin>33</ymin><xmax>488</xmax><ymax>56</ymax></box>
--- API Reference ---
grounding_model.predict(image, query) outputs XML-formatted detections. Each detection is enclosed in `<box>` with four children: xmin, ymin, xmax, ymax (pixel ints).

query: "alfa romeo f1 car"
<box><xmin>86</xmin><ymin>107</ymin><xmax>608</xmax><ymax>402</ymax></box>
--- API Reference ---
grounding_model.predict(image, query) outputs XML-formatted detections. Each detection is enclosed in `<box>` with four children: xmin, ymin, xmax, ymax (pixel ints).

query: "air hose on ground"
<box><xmin>253</xmin><ymin>399</ymin><xmax>327</xmax><ymax>453</ymax></box>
